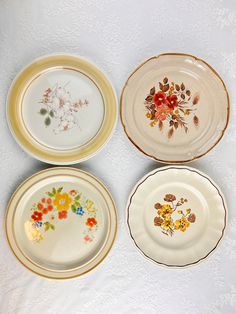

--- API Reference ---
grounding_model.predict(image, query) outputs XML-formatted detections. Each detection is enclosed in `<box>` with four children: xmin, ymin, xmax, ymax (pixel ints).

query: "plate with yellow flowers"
<box><xmin>127</xmin><ymin>166</ymin><xmax>227</xmax><ymax>267</ymax></box>
<box><xmin>121</xmin><ymin>53</ymin><xmax>229</xmax><ymax>163</ymax></box>
<box><xmin>5</xmin><ymin>167</ymin><xmax>117</xmax><ymax>279</ymax></box>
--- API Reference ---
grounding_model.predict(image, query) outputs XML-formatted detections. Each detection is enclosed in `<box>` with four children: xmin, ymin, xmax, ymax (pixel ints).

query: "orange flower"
<box><xmin>155</xmin><ymin>105</ymin><xmax>171</xmax><ymax>121</ymax></box>
<box><xmin>58</xmin><ymin>210</ymin><xmax>67</xmax><ymax>220</ymax></box>
<box><xmin>86</xmin><ymin>217</ymin><xmax>97</xmax><ymax>228</ymax></box>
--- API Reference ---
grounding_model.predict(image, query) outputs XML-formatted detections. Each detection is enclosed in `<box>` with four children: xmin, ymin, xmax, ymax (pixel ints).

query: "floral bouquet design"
<box><xmin>153</xmin><ymin>194</ymin><xmax>196</xmax><ymax>237</ymax></box>
<box><xmin>39</xmin><ymin>83</ymin><xmax>89</xmax><ymax>134</ymax></box>
<box><xmin>145</xmin><ymin>77</ymin><xmax>200</xmax><ymax>138</ymax></box>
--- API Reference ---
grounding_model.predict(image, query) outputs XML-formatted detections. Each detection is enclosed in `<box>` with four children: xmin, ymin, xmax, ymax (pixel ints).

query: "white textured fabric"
<box><xmin>0</xmin><ymin>0</ymin><xmax>236</xmax><ymax>313</ymax></box>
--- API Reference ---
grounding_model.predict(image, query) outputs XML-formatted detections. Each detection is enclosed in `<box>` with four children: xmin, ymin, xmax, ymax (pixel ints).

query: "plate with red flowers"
<box><xmin>127</xmin><ymin>166</ymin><xmax>227</xmax><ymax>267</ymax></box>
<box><xmin>5</xmin><ymin>167</ymin><xmax>117</xmax><ymax>279</ymax></box>
<box><xmin>121</xmin><ymin>53</ymin><xmax>229</xmax><ymax>163</ymax></box>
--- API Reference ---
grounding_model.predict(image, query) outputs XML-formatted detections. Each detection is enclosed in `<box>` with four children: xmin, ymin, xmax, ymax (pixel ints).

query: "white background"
<box><xmin>1</xmin><ymin>1</ymin><xmax>236</xmax><ymax>313</ymax></box>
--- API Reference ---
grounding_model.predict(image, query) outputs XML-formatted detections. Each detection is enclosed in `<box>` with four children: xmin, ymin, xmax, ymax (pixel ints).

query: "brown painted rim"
<box><xmin>126</xmin><ymin>166</ymin><xmax>227</xmax><ymax>268</ymax></box>
<box><xmin>120</xmin><ymin>52</ymin><xmax>230</xmax><ymax>164</ymax></box>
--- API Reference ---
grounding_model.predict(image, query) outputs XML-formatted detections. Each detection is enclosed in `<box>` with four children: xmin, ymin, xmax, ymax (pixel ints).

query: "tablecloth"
<box><xmin>1</xmin><ymin>0</ymin><xmax>236</xmax><ymax>313</ymax></box>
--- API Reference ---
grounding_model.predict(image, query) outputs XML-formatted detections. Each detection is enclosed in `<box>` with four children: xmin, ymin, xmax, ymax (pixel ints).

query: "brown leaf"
<box><xmin>162</xmin><ymin>84</ymin><xmax>169</xmax><ymax>92</ymax></box>
<box><xmin>150</xmin><ymin>87</ymin><xmax>155</xmax><ymax>95</ymax></box>
<box><xmin>193</xmin><ymin>115</ymin><xmax>199</xmax><ymax>127</ymax></box>
<box><xmin>169</xmin><ymin>120</ymin><xmax>174</xmax><ymax>126</ymax></box>
<box><xmin>175</xmin><ymin>84</ymin><xmax>180</xmax><ymax>91</ymax></box>
<box><xmin>145</xmin><ymin>95</ymin><xmax>153</xmax><ymax>102</ymax></box>
<box><xmin>188</xmin><ymin>213</ymin><xmax>196</xmax><ymax>223</ymax></box>
<box><xmin>168</xmin><ymin>127</ymin><xmax>174</xmax><ymax>139</ymax></box>
<box><xmin>186</xmin><ymin>90</ymin><xmax>191</xmax><ymax>96</ymax></box>
<box><xmin>163</xmin><ymin>77</ymin><xmax>168</xmax><ymax>84</ymax></box>
<box><xmin>181</xmin><ymin>83</ymin><xmax>185</xmax><ymax>90</ymax></box>
<box><xmin>181</xmin><ymin>94</ymin><xmax>185</xmax><ymax>99</ymax></box>
<box><xmin>158</xmin><ymin>120</ymin><xmax>163</xmax><ymax>131</ymax></box>
<box><xmin>193</xmin><ymin>93</ymin><xmax>200</xmax><ymax>105</ymax></box>
<box><xmin>154</xmin><ymin>216</ymin><xmax>163</xmax><ymax>226</ymax></box>
<box><xmin>174</xmin><ymin>122</ymin><xmax>178</xmax><ymax>129</ymax></box>
<box><xmin>159</xmin><ymin>82</ymin><xmax>164</xmax><ymax>91</ymax></box>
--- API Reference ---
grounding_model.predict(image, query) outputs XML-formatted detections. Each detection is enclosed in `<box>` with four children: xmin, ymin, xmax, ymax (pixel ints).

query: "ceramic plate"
<box><xmin>7</xmin><ymin>54</ymin><xmax>117</xmax><ymax>164</ymax></box>
<box><xmin>127</xmin><ymin>166</ymin><xmax>227</xmax><ymax>267</ymax></box>
<box><xmin>121</xmin><ymin>53</ymin><xmax>229</xmax><ymax>163</ymax></box>
<box><xmin>5</xmin><ymin>167</ymin><xmax>117</xmax><ymax>279</ymax></box>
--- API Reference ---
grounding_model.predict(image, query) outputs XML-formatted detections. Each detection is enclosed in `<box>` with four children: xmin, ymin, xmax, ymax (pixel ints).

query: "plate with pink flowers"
<box><xmin>5</xmin><ymin>167</ymin><xmax>117</xmax><ymax>279</ymax></box>
<box><xmin>127</xmin><ymin>166</ymin><xmax>227</xmax><ymax>267</ymax></box>
<box><xmin>7</xmin><ymin>54</ymin><xmax>117</xmax><ymax>164</ymax></box>
<box><xmin>121</xmin><ymin>53</ymin><xmax>229</xmax><ymax>163</ymax></box>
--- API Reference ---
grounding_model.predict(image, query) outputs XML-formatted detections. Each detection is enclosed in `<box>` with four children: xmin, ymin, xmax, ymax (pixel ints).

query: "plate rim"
<box><xmin>5</xmin><ymin>167</ymin><xmax>118</xmax><ymax>279</ymax></box>
<box><xmin>6</xmin><ymin>53</ymin><xmax>118</xmax><ymax>165</ymax></box>
<box><xmin>126</xmin><ymin>165</ymin><xmax>227</xmax><ymax>268</ymax></box>
<box><xmin>120</xmin><ymin>52</ymin><xmax>230</xmax><ymax>164</ymax></box>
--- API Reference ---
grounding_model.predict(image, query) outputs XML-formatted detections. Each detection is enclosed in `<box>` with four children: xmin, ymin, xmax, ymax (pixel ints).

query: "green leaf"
<box><xmin>71</xmin><ymin>204</ymin><xmax>76</xmax><ymax>213</ymax></box>
<box><xmin>50</xmin><ymin>224</ymin><xmax>55</xmax><ymax>230</ymax></box>
<box><xmin>75</xmin><ymin>194</ymin><xmax>81</xmax><ymax>201</ymax></box>
<box><xmin>40</xmin><ymin>108</ymin><xmax>47</xmax><ymax>115</ymax></box>
<box><xmin>45</xmin><ymin>117</ymin><xmax>51</xmax><ymax>126</ymax></box>
<box><xmin>49</xmin><ymin>110</ymin><xmax>54</xmax><ymax>118</ymax></box>
<box><xmin>52</xmin><ymin>188</ymin><xmax>56</xmax><ymax>195</ymax></box>
<box><xmin>44</xmin><ymin>222</ymin><xmax>50</xmax><ymax>231</ymax></box>
<box><xmin>57</xmin><ymin>187</ymin><xmax>63</xmax><ymax>193</ymax></box>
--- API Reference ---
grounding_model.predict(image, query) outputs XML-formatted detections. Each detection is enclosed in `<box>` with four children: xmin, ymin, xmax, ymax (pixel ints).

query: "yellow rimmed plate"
<box><xmin>121</xmin><ymin>53</ymin><xmax>229</xmax><ymax>163</ymax></box>
<box><xmin>5</xmin><ymin>167</ymin><xmax>117</xmax><ymax>279</ymax></box>
<box><xmin>127</xmin><ymin>166</ymin><xmax>227</xmax><ymax>267</ymax></box>
<box><xmin>7</xmin><ymin>54</ymin><xmax>117</xmax><ymax>164</ymax></box>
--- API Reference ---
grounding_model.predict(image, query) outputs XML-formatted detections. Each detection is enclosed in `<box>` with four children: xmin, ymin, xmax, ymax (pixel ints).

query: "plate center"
<box><xmin>22</xmin><ymin>68</ymin><xmax>104</xmax><ymax>150</ymax></box>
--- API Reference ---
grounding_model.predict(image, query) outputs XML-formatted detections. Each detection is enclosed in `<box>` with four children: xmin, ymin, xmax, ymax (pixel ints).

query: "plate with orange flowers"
<box><xmin>121</xmin><ymin>53</ymin><xmax>229</xmax><ymax>163</ymax></box>
<box><xmin>5</xmin><ymin>167</ymin><xmax>117</xmax><ymax>279</ymax></box>
<box><xmin>127</xmin><ymin>166</ymin><xmax>227</xmax><ymax>267</ymax></box>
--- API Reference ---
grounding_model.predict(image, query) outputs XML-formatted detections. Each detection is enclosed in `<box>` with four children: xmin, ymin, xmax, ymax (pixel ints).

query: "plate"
<box><xmin>121</xmin><ymin>53</ymin><xmax>229</xmax><ymax>163</ymax></box>
<box><xmin>7</xmin><ymin>54</ymin><xmax>117</xmax><ymax>164</ymax></box>
<box><xmin>5</xmin><ymin>167</ymin><xmax>117</xmax><ymax>279</ymax></box>
<box><xmin>127</xmin><ymin>166</ymin><xmax>227</xmax><ymax>267</ymax></box>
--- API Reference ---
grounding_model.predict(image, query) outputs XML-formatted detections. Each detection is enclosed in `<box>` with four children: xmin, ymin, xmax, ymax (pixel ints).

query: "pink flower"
<box><xmin>155</xmin><ymin>105</ymin><xmax>171</xmax><ymax>121</ymax></box>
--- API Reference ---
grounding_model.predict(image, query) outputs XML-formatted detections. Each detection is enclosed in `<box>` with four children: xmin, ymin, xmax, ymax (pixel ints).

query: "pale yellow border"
<box><xmin>7</xmin><ymin>54</ymin><xmax>117</xmax><ymax>164</ymax></box>
<box><xmin>5</xmin><ymin>167</ymin><xmax>117</xmax><ymax>280</ymax></box>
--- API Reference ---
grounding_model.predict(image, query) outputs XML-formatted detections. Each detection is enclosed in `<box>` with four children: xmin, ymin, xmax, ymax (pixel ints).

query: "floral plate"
<box><xmin>5</xmin><ymin>167</ymin><xmax>117</xmax><ymax>279</ymax></box>
<box><xmin>121</xmin><ymin>53</ymin><xmax>229</xmax><ymax>163</ymax></box>
<box><xmin>127</xmin><ymin>166</ymin><xmax>227</xmax><ymax>267</ymax></box>
<box><xmin>7</xmin><ymin>54</ymin><xmax>117</xmax><ymax>164</ymax></box>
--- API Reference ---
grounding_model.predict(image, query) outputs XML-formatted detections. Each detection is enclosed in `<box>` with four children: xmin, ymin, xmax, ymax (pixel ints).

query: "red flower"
<box><xmin>166</xmin><ymin>95</ymin><xmax>178</xmax><ymax>109</ymax></box>
<box><xmin>153</xmin><ymin>92</ymin><xmax>166</xmax><ymax>107</ymax></box>
<box><xmin>155</xmin><ymin>105</ymin><xmax>171</xmax><ymax>121</ymax></box>
<box><xmin>42</xmin><ymin>208</ymin><xmax>48</xmax><ymax>215</ymax></box>
<box><xmin>31</xmin><ymin>211</ymin><xmax>43</xmax><ymax>221</ymax></box>
<box><xmin>47</xmin><ymin>198</ymin><xmax>52</xmax><ymax>204</ymax></box>
<box><xmin>58</xmin><ymin>210</ymin><xmax>67</xmax><ymax>220</ymax></box>
<box><xmin>42</xmin><ymin>198</ymin><xmax>46</xmax><ymax>203</ymax></box>
<box><xmin>37</xmin><ymin>203</ymin><xmax>43</xmax><ymax>210</ymax></box>
<box><xmin>86</xmin><ymin>217</ymin><xmax>97</xmax><ymax>228</ymax></box>
<box><xmin>69</xmin><ymin>189</ymin><xmax>76</xmax><ymax>196</ymax></box>
<box><xmin>47</xmin><ymin>205</ymin><xmax>53</xmax><ymax>211</ymax></box>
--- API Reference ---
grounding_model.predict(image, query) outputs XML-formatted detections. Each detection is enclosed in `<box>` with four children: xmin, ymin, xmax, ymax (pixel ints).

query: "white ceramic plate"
<box><xmin>5</xmin><ymin>167</ymin><xmax>117</xmax><ymax>279</ymax></box>
<box><xmin>121</xmin><ymin>53</ymin><xmax>229</xmax><ymax>163</ymax></box>
<box><xmin>7</xmin><ymin>54</ymin><xmax>117</xmax><ymax>164</ymax></box>
<box><xmin>127</xmin><ymin>166</ymin><xmax>227</xmax><ymax>267</ymax></box>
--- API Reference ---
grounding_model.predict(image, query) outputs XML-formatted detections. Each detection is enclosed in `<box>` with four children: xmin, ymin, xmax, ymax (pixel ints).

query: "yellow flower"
<box><xmin>175</xmin><ymin>217</ymin><xmax>190</xmax><ymax>232</ymax></box>
<box><xmin>146</xmin><ymin>112</ymin><xmax>151</xmax><ymax>118</ymax></box>
<box><xmin>158</xmin><ymin>204</ymin><xmax>172</xmax><ymax>218</ymax></box>
<box><xmin>53</xmin><ymin>193</ymin><xmax>72</xmax><ymax>211</ymax></box>
<box><xmin>161</xmin><ymin>217</ymin><xmax>174</xmax><ymax>230</ymax></box>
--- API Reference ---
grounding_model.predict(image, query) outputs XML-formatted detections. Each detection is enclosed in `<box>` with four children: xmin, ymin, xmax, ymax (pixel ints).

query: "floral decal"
<box><xmin>24</xmin><ymin>187</ymin><xmax>98</xmax><ymax>243</ymax></box>
<box><xmin>153</xmin><ymin>194</ymin><xmax>196</xmax><ymax>236</ymax></box>
<box><xmin>38</xmin><ymin>83</ymin><xmax>89</xmax><ymax>134</ymax></box>
<box><xmin>145</xmin><ymin>77</ymin><xmax>200</xmax><ymax>138</ymax></box>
